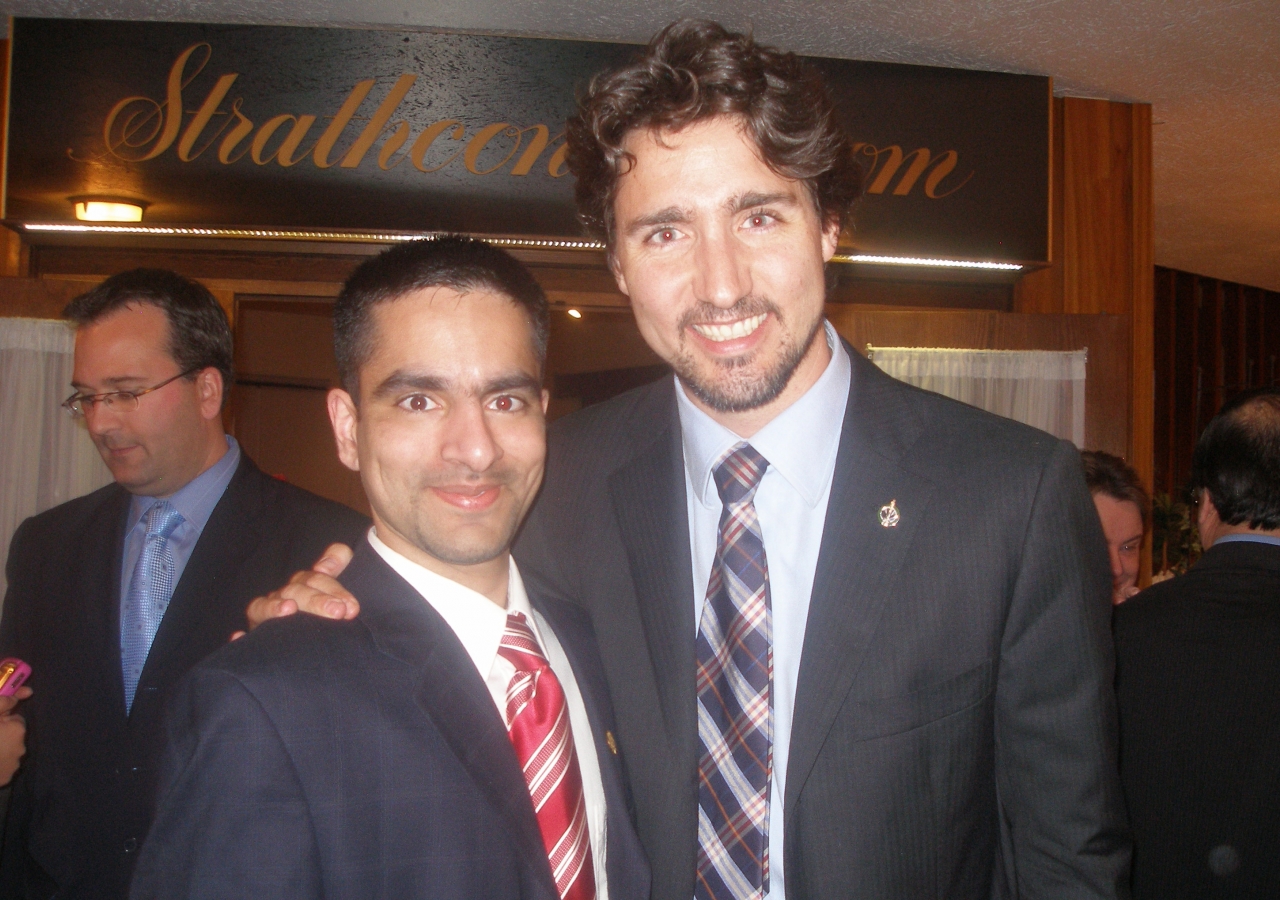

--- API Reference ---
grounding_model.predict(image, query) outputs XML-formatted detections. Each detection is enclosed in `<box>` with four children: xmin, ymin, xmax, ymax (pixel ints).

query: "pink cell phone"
<box><xmin>0</xmin><ymin>659</ymin><xmax>31</xmax><ymax>696</ymax></box>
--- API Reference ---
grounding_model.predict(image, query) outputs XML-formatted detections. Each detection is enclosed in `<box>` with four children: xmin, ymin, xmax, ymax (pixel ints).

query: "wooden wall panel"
<box><xmin>1152</xmin><ymin>265</ymin><xmax>1280</xmax><ymax>499</ymax></box>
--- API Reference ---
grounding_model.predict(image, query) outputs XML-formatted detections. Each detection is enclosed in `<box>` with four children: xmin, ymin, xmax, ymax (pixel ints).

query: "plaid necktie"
<box><xmin>120</xmin><ymin>500</ymin><xmax>184</xmax><ymax>713</ymax></box>
<box><xmin>696</xmin><ymin>443</ymin><xmax>773</xmax><ymax>900</ymax></box>
<box><xmin>499</xmin><ymin>612</ymin><xmax>596</xmax><ymax>900</ymax></box>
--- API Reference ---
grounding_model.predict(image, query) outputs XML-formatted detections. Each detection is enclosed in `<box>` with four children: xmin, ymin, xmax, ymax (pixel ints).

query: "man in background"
<box><xmin>1115</xmin><ymin>387</ymin><xmax>1280</xmax><ymax>898</ymax></box>
<box><xmin>0</xmin><ymin>269</ymin><xmax>367</xmax><ymax>899</ymax></box>
<box><xmin>132</xmin><ymin>237</ymin><xmax>647</xmax><ymax>899</ymax></box>
<box><xmin>1082</xmin><ymin>450</ymin><xmax>1149</xmax><ymax>604</ymax></box>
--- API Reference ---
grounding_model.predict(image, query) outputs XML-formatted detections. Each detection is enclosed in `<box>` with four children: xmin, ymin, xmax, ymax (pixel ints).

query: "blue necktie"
<box><xmin>696</xmin><ymin>444</ymin><xmax>773</xmax><ymax>900</ymax></box>
<box><xmin>120</xmin><ymin>501</ymin><xmax>184</xmax><ymax>713</ymax></box>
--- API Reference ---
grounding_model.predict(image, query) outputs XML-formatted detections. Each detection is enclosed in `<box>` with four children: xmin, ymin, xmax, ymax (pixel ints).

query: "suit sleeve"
<box><xmin>1</xmin><ymin>517</ymin><xmax>37</xmax><ymax>659</ymax></box>
<box><xmin>995</xmin><ymin>441</ymin><xmax>1131</xmax><ymax>898</ymax></box>
<box><xmin>130</xmin><ymin>666</ymin><xmax>321</xmax><ymax>900</ymax></box>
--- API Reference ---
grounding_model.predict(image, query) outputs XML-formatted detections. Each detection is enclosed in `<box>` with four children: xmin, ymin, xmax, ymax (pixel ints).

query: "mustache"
<box><xmin>677</xmin><ymin>296</ymin><xmax>780</xmax><ymax>332</ymax></box>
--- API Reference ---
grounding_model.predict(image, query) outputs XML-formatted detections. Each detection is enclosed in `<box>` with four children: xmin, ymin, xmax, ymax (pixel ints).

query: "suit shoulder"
<box><xmin>546</xmin><ymin>377</ymin><xmax>671</xmax><ymax>470</ymax></box>
<box><xmin>194</xmin><ymin>612</ymin><xmax>374</xmax><ymax>684</ymax></box>
<box><xmin>11</xmin><ymin>481</ymin><xmax>124</xmax><ymax>543</ymax></box>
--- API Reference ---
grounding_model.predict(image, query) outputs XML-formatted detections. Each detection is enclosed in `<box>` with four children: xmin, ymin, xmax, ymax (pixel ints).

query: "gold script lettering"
<box><xmin>251</xmin><ymin>114</ymin><xmax>319</xmax><ymax>166</ymax></box>
<box><xmin>922</xmin><ymin>150</ymin><xmax>974</xmax><ymax>198</ymax></box>
<box><xmin>103</xmin><ymin>43</ymin><xmax>210</xmax><ymax>162</ymax></box>
<box><xmin>853</xmin><ymin>143</ymin><xmax>973</xmax><ymax>199</ymax></box>
<box><xmin>176</xmin><ymin>72</ymin><xmax>240</xmax><ymax>161</ymax></box>
<box><xmin>547</xmin><ymin>140</ymin><xmax>570</xmax><ymax>178</ymax></box>
<box><xmin>464</xmin><ymin>123</ymin><xmax>523</xmax><ymax>175</ymax></box>
<box><xmin>411</xmin><ymin>120</ymin><xmax>466</xmax><ymax>173</ymax></box>
<box><xmin>378</xmin><ymin>121</ymin><xmax>411</xmax><ymax>170</ymax></box>
<box><xmin>312</xmin><ymin>80</ymin><xmax>376</xmax><ymax>169</ymax></box>
<box><xmin>217</xmin><ymin>99</ymin><xmax>255</xmax><ymax>164</ymax></box>
<box><xmin>340</xmin><ymin>75</ymin><xmax>418</xmax><ymax>169</ymax></box>
<box><xmin>508</xmin><ymin>125</ymin><xmax>549</xmax><ymax>176</ymax></box>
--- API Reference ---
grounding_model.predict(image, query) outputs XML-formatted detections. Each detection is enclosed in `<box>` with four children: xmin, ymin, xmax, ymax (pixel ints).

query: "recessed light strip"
<box><xmin>835</xmin><ymin>253</ymin><xmax>1022</xmax><ymax>271</ymax></box>
<box><xmin>18</xmin><ymin>223</ymin><xmax>1022</xmax><ymax>270</ymax></box>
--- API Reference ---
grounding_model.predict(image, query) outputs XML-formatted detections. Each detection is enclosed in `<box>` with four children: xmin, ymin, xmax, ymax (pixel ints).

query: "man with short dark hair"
<box><xmin>0</xmin><ymin>268</ymin><xmax>367</xmax><ymax>899</ymax></box>
<box><xmin>1082</xmin><ymin>450</ymin><xmax>1150</xmax><ymax>604</ymax></box>
<box><xmin>1115</xmin><ymin>387</ymin><xmax>1280</xmax><ymax>898</ymax></box>
<box><xmin>262</xmin><ymin>21</ymin><xmax>1128</xmax><ymax>899</ymax></box>
<box><xmin>131</xmin><ymin>238</ymin><xmax>648</xmax><ymax>900</ymax></box>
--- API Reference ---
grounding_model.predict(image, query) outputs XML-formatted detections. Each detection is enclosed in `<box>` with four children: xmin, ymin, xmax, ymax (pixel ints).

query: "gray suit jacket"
<box><xmin>515</xmin><ymin>346</ymin><xmax>1130</xmax><ymax>899</ymax></box>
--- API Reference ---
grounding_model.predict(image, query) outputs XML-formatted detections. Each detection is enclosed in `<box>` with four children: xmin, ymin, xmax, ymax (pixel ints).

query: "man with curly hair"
<box><xmin>262</xmin><ymin>20</ymin><xmax>1129</xmax><ymax>900</ymax></box>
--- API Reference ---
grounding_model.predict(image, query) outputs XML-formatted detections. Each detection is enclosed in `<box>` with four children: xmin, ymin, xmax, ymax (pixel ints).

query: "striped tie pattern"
<box><xmin>696</xmin><ymin>443</ymin><xmax>773</xmax><ymax>900</ymax></box>
<box><xmin>499</xmin><ymin>612</ymin><xmax>596</xmax><ymax>900</ymax></box>
<box><xmin>120</xmin><ymin>500</ymin><xmax>184</xmax><ymax>713</ymax></box>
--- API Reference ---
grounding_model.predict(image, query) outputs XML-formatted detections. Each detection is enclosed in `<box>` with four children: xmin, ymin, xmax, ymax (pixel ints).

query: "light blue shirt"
<box><xmin>1214</xmin><ymin>533</ymin><xmax>1280</xmax><ymax>547</ymax></box>
<box><xmin>676</xmin><ymin>321</ymin><xmax>851</xmax><ymax>900</ymax></box>
<box><xmin>120</xmin><ymin>435</ymin><xmax>241</xmax><ymax>605</ymax></box>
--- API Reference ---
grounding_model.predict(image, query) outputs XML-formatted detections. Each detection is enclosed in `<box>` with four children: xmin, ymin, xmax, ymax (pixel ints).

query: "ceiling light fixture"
<box><xmin>71</xmin><ymin>197</ymin><xmax>146</xmax><ymax>223</ymax></box>
<box><xmin>566</xmin><ymin>309</ymin><xmax>583</xmax><ymax>319</ymax></box>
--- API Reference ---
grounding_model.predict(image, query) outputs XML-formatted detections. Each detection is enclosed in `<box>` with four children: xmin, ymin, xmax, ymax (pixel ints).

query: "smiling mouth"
<box><xmin>432</xmin><ymin>484</ymin><xmax>502</xmax><ymax>511</ymax></box>
<box><xmin>690</xmin><ymin>313</ymin><xmax>768</xmax><ymax>343</ymax></box>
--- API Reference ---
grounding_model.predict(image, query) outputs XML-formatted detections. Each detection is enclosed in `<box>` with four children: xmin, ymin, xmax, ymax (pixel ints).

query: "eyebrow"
<box><xmin>370</xmin><ymin>370</ymin><xmax>542</xmax><ymax>400</ymax></box>
<box><xmin>624</xmin><ymin>206</ymin><xmax>689</xmax><ymax>237</ymax></box>
<box><xmin>70</xmin><ymin>375</ymin><xmax>152</xmax><ymax>391</ymax></box>
<box><xmin>730</xmin><ymin>190</ymin><xmax>798</xmax><ymax>214</ymax></box>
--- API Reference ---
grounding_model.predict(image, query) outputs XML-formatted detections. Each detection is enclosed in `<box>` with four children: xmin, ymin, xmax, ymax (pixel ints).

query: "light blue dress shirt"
<box><xmin>676</xmin><ymin>322</ymin><xmax>851</xmax><ymax>900</ymax></box>
<box><xmin>119</xmin><ymin>435</ymin><xmax>241</xmax><ymax>606</ymax></box>
<box><xmin>1213</xmin><ymin>533</ymin><xmax>1280</xmax><ymax>547</ymax></box>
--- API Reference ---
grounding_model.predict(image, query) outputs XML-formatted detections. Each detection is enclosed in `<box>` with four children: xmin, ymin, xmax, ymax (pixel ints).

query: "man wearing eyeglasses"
<box><xmin>0</xmin><ymin>268</ymin><xmax>367</xmax><ymax>900</ymax></box>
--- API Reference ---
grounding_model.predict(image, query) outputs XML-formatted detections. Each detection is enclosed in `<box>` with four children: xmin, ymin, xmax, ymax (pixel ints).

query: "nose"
<box><xmin>440</xmin><ymin>401</ymin><xmax>501</xmax><ymax>472</ymax></box>
<box><xmin>693</xmin><ymin>225</ymin><xmax>752</xmax><ymax>309</ymax></box>
<box><xmin>1107</xmin><ymin>544</ymin><xmax>1125</xmax><ymax>585</ymax></box>
<box><xmin>82</xmin><ymin>399</ymin><xmax>121</xmax><ymax>438</ymax></box>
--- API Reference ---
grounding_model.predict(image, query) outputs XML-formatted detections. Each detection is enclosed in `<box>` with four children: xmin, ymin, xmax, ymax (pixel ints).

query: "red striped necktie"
<box><xmin>499</xmin><ymin>611</ymin><xmax>596</xmax><ymax>900</ymax></box>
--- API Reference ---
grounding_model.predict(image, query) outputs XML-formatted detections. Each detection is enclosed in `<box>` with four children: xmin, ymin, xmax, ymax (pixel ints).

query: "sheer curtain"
<box><xmin>1</xmin><ymin>319</ymin><xmax>113</xmax><ymax>598</ymax></box>
<box><xmin>866</xmin><ymin>347</ymin><xmax>1087</xmax><ymax>446</ymax></box>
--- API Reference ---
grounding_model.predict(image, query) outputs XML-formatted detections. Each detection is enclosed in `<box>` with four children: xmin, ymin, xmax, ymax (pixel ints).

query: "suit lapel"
<box><xmin>348</xmin><ymin>542</ymin><xmax>559</xmax><ymax>900</ymax></box>
<box><xmin>606</xmin><ymin>381</ymin><xmax>697</xmax><ymax>752</ymax></box>
<box><xmin>81</xmin><ymin>487</ymin><xmax>131</xmax><ymax>716</ymax></box>
<box><xmin>139</xmin><ymin>456</ymin><xmax>264</xmax><ymax>694</ymax></box>
<box><xmin>784</xmin><ymin>349</ymin><xmax>937</xmax><ymax>823</ymax></box>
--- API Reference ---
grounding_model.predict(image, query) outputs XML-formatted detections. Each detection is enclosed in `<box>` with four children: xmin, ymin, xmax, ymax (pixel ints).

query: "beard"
<box><xmin>673</xmin><ymin>296</ymin><xmax>824</xmax><ymax>413</ymax></box>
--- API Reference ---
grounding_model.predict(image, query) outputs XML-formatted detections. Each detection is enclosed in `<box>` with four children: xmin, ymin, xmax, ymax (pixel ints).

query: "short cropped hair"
<box><xmin>1081</xmin><ymin>450</ymin><xmax>1150</xmax><ymax>522</ymax></box>
<box><xmin>1190</xmin><ymin>387</ymin><xmax>1280</xmax><ymax>530</ymax></box>
<box><xmin>566</xmin><ymin>19</ymin><xmax>864</xmax><ymax>246</ymax></box>
<box><xmin>63</xmin><ymin>268</ymin><xmax>234</xmax><ymax>404</ymax></box>
<box><xmin>333</xmin><ymin>235</ymin><xmax>550</xmax><ymax>397</ymax></box>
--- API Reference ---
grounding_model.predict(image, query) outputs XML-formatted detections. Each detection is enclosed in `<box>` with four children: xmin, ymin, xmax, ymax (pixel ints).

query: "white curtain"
<box><xmin>0</xmin><ymin>319</ymin><xmax>113</xmax><ymax>598</ymax></box>
<box><xmin>866</xmin><ymin>346</ymin><xmax>1087</xmax><ymax>446</ymax></box>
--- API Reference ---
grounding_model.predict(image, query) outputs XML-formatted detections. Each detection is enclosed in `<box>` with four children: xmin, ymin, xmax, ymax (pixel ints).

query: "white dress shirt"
<box><xmin>675</xmin><ymin>321</ymin><xmax>851</xmax><ymax>900</ymax></box>
<box><xmin>367</xmin><ymin>529</ymin><xmax>610</xmax><ymax>900</ymax></box>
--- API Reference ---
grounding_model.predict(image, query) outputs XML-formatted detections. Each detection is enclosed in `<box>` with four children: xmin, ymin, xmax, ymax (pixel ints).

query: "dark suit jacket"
<box><xmin>1114</xmin><ymin>539</ymin><xmax>1280</xmax><ymax>899</ymax></box>
<box><xmin>0</xmin><ymin>453</ymin><xmax>369</xmax><ymax>900</ymax></box>
<box><xmin>515</xmin><ymin>347</ymin><xmax>1130</xmax><ymax>899</ymax></box>
<box><xmin>129</xmin><ymin>539</ymin><xmax>649</xmax><ymax>900</ymax></box>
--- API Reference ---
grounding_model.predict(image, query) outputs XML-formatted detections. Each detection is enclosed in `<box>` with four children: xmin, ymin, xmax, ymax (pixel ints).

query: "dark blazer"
<box><xmin>1114</xmin><ymin>539</ymin><xmax>1280</xmax><ymax>899</ymax></box>
<box><xmin>129</xmin><ymin>539</ymin><xmax>649</xmax><ymax>900</ymax></box>
<box><xmin>515</xmin><ymin>347</ymin><xmax>1130</xmax><ymax>899</ymax></box>
<box><xmin>0</xmin><ymin>453</ymin><xmax>369</xmax><ymax>900</ymax></box>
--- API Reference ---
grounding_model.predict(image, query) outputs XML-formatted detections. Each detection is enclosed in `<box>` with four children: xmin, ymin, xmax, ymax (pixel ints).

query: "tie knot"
<box><xmin>143</xmin><ymin>501</ymin><xmax>184</xmax><ymax>540</ymax></box>
<box><xmin>713</xmin><ymin>443</ymin><xmax>769</xmax><ymax>506</ymax></box>
<box><xmin>498</xmin><ymin>611</ymin><xmax>548</xmax><ymax>673</ymax></box>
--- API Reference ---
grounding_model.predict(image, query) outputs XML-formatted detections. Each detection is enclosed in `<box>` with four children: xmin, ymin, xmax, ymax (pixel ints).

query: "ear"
<box><xmin>821</xmin><ymin>215</ymin><xmax>842</xmax><ymax>263</ymax></box>
<box><xmin>196</xmin><ymin>368</ymin><xmax>224</xmax><ymax>420</ymax></box>
<box><xmin>327</xmin><ymin>388</ymin><xmax>361</xmax><ymax>473</ymax></box>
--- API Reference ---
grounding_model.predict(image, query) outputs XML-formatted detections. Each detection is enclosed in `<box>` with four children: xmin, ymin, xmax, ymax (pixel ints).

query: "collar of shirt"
<box><xmin>675</xmin><ymin>320</ymin><xmax>851</xmax><ymax>510</ymax></box>
<box><xmin>126</xmin><ymin>434</ymin><xmax>241</xmax><ymax>534</ymax></box>
<box><xmin>1213</xmin><ymin>533</ymin><xmax>1280</xmax><ymax>547</ymax></box>
<box><xmin>367</xmin><ymin>527</ymin><xmax>539</xmax><ymax>680</ymax></box>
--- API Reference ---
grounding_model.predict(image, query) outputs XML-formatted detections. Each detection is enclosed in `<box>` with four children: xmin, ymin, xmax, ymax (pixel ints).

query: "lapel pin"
<box><xmin>605</xmin><ymin>731</ymin><xmax>618</xmax><ymax>755</ymax></box>
<box><xmin>879</xmin><ymin>499</ymin><xmax>900</xmax><ymax>528</ymax></box>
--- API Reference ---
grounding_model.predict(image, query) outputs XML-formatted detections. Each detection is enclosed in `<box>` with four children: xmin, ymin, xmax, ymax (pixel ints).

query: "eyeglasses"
<box><xmin>62</xmin><ymin>368</ymin><xmax>199</xmax><ymax>418</ymax></box>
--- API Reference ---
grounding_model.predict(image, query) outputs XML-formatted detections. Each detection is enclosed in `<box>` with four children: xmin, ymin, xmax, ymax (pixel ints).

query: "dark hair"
<box><xmin>1190</xmin><ymin>387</ymin><xmax>1280</xmax><ymax>529</ymax></box>
<box><xmin>565</xmin><ymin>19</ymin><xmax>864</xmax><ymax>246</ymax></box>
<box><xmin>1081</xmin><ymin>450</ymin><xmax>1149</xmax><ymax>523</ymax></box>
<box><xmin>333</xmin><ymin>235</ymin><xmax>550</xmax><ymax>396</ymax></box>
<box><xmin>63</xmin><ymin>268</ymin><xmax>234</xmax><ymax>405</ymax></box>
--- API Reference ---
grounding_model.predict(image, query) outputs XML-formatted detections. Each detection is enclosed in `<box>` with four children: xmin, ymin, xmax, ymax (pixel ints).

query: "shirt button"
<box><xmin>123</xmin><ymin>837</ymin><xmax>138</xmax><ymax>853</ymax></box>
